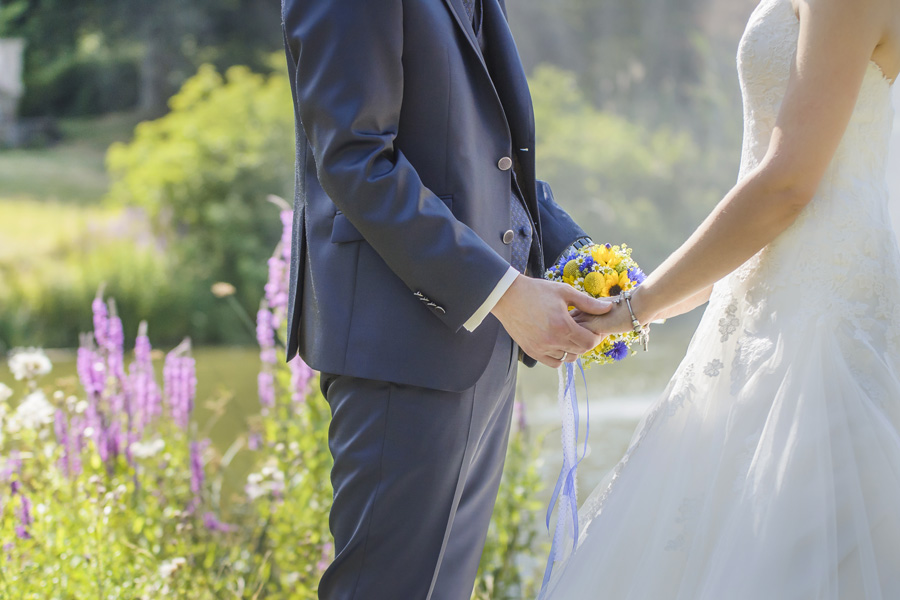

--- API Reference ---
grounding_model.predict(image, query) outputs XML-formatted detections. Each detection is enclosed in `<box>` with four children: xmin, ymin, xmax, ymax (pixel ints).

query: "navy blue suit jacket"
<box><xmin>281</xmin><ymin>0</ymin><xmax>588</xmax><ymax>391</ymax></box>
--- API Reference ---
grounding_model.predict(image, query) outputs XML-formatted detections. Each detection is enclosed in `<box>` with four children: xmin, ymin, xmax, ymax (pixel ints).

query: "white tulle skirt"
<box><xmin>541</xmin><ymin>280</ymin><xmax>900</xmax><ymax>600</ymax></box>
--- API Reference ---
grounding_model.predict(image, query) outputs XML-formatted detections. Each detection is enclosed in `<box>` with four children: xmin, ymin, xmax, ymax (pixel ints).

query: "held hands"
<box><xmin>570</xmin><ymin>301</ymin><xmax>636</xmax><ymax>338</ymax></box>
<box><xmin>491</xmin><ymin>274</ymin><xmax>613</xmax><ymax>368</ymax></box>
<box><xmin>571</xmin><ymin>287</ymin><xmax>656</xmax><ymax>338</ymax></box>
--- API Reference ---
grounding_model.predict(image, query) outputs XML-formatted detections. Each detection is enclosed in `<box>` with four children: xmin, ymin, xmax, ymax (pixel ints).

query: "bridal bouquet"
<box><xmin>545</xmin><ymin>243</ymin><xmax>647</xmax><ymax>365</ymax></box>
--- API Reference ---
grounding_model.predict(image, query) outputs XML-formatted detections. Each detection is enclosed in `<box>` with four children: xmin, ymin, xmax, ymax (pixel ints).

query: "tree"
<box><xmin>0</xmin><ymin>0</ymin><xmax>282</xmax><ymax>117</ymax></box>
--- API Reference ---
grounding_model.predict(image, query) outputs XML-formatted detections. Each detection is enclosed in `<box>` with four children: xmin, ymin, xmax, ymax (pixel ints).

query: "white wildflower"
<box><xmin>158</xmin><ymin>557</ymin><xmax>186</xmax><ymax>579</ymax></box>
<box><xmin>130</xmin><ymin>438</ymin><xmax>165</xmax><ymax>459</ymax></box>
<box><xmin>0</xmin><ymin>383</ymin><xmax>12</xmax><ymax>403</ymax></box>
<box><xmin>74</xmin><ymin>399</ymin><xmax>89</xmax><ymax>414</ymax></box>
<box><xmin>14</xmin><ymin>390</ymin><xmax>55</xmax><ymax>430</ymax></box>
<box><xmin>4</xmin><ymin>415</ymin><xmax>22</xmax><ymax>434</ymax></box>
<box><xmin>8</xmin><ymin>348</ymin><xmax>52</xmax><ymax>381</ymax></box>
<box><xmin>245</xmin><ymin>472</ymin><xmax>267</xmax><ymax>500</ymax></box>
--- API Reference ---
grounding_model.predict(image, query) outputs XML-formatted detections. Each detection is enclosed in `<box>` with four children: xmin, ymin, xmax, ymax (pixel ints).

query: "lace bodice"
<box><xmin>717</xmin><ymin>0</ymin><xmax>900</xmax><ymax>353</ymax></box>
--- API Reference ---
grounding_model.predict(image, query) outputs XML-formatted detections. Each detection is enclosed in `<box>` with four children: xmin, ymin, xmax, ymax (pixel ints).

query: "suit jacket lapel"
<box><xmin>481</xmin><ymin>0</ymin><xmax>535</xmax><ymax>146</ymax></box>
<box><xmin>442</xmin><ymin>0</ymin><xmax>488</xmax><ymax>71</ymax></box>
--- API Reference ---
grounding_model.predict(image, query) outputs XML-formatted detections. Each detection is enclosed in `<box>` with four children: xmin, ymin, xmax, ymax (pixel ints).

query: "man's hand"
<box><xmin>491</xmin><ymin>275</ymin><xmax>613</xmax><ymax>368</ymax></box>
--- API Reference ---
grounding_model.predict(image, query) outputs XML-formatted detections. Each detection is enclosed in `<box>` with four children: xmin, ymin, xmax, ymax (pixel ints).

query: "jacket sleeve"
<box><xmin>535</xmin><ymin>180</ymin><xmax>591</xmax><ymax>267</ymax></box>
<box><xmin>281</xmin><ymin>0</ymin><xmax>511</xmax><ymax>332</ymax></box>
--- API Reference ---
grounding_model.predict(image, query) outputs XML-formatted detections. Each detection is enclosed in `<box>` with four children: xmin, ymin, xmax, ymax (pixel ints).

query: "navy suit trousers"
<box><xmin>319</xmin><ymin>331</ymin><xmax>518</xmax><ymax>600</ymax></box>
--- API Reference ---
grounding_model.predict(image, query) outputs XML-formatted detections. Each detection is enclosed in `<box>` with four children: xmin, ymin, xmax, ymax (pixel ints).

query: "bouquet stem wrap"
<box><xmin>540</xmin><ymin>359</ymin><xmax>590</xmax><ymax>594</ymax></box>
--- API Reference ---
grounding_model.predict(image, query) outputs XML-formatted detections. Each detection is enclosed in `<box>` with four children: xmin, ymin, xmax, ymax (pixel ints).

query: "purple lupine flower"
<box><xmin>628</xmin><ymin>267</ymin><xmax>647</xmax><ymax>285</ymax></box>
<box><xmin>203</xmin><ymin>511</ymin><xmax>236</xmax><ymax>533</ymax></box>
<box><xmin>18</xmin><ymin>493</ymin><xmax>32</xmax><ymax>527</ymax></box>
<box><xmin>262</xmin><ymin>210</ymin><xmax>294</xmax><ymax>324</ymax></box>
<box><xmin>54</xmin><ymin>409</ymin><xmax>68</xmax><ymax>445</ymax></box>
<box><xmin>279</xmin><ymin>210</ymin><xmax>292</xmax><ymax>263</ymax></box>
<box><xmin>248</xmin><ymin>432</ymin><xmax>263</xmax><ymax>451</ymax></box>
<box><xmin>257</xmin><ymin>371</ymin><xmax>275</xmax><ymax>411</ymax></box>
<box><xmin>164</xmin><ymin>343</ymin><xmax>196</xmax><ymax>430</ymax></box>
<box><xmin>105</xmin><ymin>313</ymin><xmax>126</xmax><ymax>381</ymax></box>
<box><xmin>317</xmin><ymin>541</ymin><xmax>333</xmax><ymax>573</ymax></box>
<box><xmin>106</xmin><ymin>421</ymin><xmax>123</xmax><ymax>463</ymax></box>
<box><xmin>77</xmin><ymin>342</ymin><xmax>106</xmax><ymax>399</ymax></box>
<box><xmin>10</xmin><ymin>480</ymin><xmax>20</xmax><ymax>495</ymax></box>
<box><xmin>190</xmin><ymin>439</ymin><xmax>209</xmax><ymax>497</ymax></box>
<box><xmin>265</xmin><ymin>255</ymin><xmax>289</xmax><ymax>318</ymax></box>
<box><xmin>605</xmin><ymin>341</ymin><xmax>629</xmax><ymax>362</ymax></box>
<box><xmin>2</xmin><ymin>452</ymin><xmax>21</xmax><ymax>483</ymax></box>
<box><xmin>129</xmin><ymin>324</ymin><xmax>161</xmax><ymax>436</ymax></box>
<box><xmin>95</xmin><ymin>420</ymin><xmax>109</xmax><ymax>464</ymax></box>
<box><xmin>92</xmin><ymin>294</ymin><xmax>109</xmax><ymax>349</ymax></box>
<box><xmin>289</xmin><ymin>356</ymin><xmax>314</xmax><ymax>405</ymax></box>
<box><xmin>15</xmin><ymin>491</ymin><xmax>34</xmax><ymax>539</ymax></box>
<box><xmin>67</xmin><ymin>415</ymin><xmax>85</xmax><ymax>477</ymax></box>
<box><xmin>256</xmin><ymin>309</ymin><xmax>275</xmax><ymax>359</ymax></box>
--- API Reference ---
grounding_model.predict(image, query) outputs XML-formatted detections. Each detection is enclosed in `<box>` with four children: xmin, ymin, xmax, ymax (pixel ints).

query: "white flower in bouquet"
<box><xmin>0</xmin><ymin>382</ymin><xmax>12</xmax><ymax>404</ymax></box>
<box><xmin>14</xmin><ymin>390</ymin><xmax>55</xmax><ymax>430</ymax></box>
<box><xmin>8</xmin><ymin>348</ymin><xmax>52</xmax><ymax>381</ymax></box>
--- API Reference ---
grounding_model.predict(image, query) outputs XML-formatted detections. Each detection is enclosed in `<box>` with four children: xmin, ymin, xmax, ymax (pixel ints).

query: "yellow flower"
<box><xmin>583</xmin><ymin>272</ymin><xmax>606</xmax><ymax>297</ymax></box>
<box><xmin>563</xmin><ymin>259</ymin><xmax>581</xmax><ymax>280</ymax></box>
<box><xmin>591</xmin><ymin>246</ymin><xmax>610</xmax><ymax>265</ymax></box>
<box><xmin>595</xmin><ymin>270</ymin><xmax>630</xmax><ymax>297</ymax></box>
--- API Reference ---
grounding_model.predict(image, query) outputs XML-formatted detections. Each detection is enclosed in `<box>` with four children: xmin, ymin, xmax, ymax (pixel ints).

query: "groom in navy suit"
<box><xmin>281</xmin><ymin>0</ymin><xmax>610</xmax><ymax>598</ymax></box>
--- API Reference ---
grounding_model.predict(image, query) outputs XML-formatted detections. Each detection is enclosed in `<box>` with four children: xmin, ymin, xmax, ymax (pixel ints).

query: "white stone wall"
<box><xmin>0</xmin><ymin>38</ymin><xmax>25</xmax><ymax>127</ymax></box>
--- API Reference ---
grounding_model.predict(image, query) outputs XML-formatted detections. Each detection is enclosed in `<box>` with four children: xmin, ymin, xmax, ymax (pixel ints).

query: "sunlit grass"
<box><xmin>0</xmin><ymin>197</ymin><xmax>120</xmax><ymax>263</ymax></box>
<box><xmin>0</xmin><ymin>111</ymin><xmax>141</xmax><ymax>205</ymax></box>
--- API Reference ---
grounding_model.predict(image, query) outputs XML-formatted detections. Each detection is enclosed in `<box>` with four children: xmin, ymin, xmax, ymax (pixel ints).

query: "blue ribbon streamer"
<box><xmin>539</xmin><ymin>359</ymin><xmax>590</xmax><ymax>596</ymax></box>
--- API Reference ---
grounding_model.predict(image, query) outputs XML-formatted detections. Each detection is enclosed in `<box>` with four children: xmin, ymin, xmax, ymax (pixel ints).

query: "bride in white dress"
<box><xmin>543</xmin><ymin>0</ymin><xmax>900</xmax><ymax>598</ymax></box>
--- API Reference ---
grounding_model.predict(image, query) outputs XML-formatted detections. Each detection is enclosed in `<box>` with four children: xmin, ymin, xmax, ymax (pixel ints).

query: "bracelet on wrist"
<box><xmin>614</xmin><ymin>289</ymin><xmax>651</xmax><ymax>351</ymax></box>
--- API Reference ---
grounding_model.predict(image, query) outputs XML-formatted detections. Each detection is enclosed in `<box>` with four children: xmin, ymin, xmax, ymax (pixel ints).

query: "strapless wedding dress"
<box><xmin>542</xmin><ymin>0</ymin><xmax>900</xmax><ymax>598</ymax></box>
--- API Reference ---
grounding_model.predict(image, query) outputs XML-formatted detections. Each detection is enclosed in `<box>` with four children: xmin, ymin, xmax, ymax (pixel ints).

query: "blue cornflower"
<box><xmin>605</xmin><ymin>341</ymin><xmax>629</xmax><ymax>361</ymax></box>
<box><xmin>580</xmin><ymin>257</ymin><xmax>595</xmax><ymax>272</ymax></box>
<box><xmin>628</xmin><ymin>267</ymin><xmax>646</xmax><ymax>285</ymax></box>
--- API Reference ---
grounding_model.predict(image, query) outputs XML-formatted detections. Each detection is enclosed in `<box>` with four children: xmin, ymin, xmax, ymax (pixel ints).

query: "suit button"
<box><xmin>502</xmin><ymin>230</ymin><xmax>515</xmax><ymax>244</ymax></box>
<box><xmin>498</xmin><ymin>156</ymin><xmax>513</xmax><ymax>171</ymax></box>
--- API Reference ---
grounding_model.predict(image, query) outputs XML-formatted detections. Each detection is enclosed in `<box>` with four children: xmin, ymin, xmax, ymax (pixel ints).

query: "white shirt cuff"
<box><xmin>463</xmin><ymin>266</ymin><xmax>519</xmax><ymax>332</ymax></box>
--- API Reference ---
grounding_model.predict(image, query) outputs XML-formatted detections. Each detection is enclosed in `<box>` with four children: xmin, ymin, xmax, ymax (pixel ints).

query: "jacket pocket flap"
<box><xmin>331</xmin><ymin>195</ymin><xmax>453</xmax><ymax>243</ymax></box>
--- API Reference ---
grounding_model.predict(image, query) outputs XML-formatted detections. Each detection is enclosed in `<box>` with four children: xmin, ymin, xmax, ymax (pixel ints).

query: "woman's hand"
<box><xmin>570</xmin><ymin>298</ymin><xmax>635</xmax><ymax>338</ymax></box>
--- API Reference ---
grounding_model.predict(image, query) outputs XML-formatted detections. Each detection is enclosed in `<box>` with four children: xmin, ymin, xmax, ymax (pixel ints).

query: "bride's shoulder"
<box><xmin>792</xmin><ymin>0</ymin><xmax>894</xmax><ymax>35</ymax></box>
<box><xmin>793</xmin><ymin>0</ymin><xmax>899</xmax><ymax>82</ymax></box>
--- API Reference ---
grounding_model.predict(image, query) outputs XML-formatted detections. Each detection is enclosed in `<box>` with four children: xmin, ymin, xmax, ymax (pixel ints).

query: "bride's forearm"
<box><xmin>632</xmin><ymin>168</ymin><xmax>811</xmax><ymax>324</ymax></box>
<box><xmin>654</xmin><ymin>285</ymin><xmax>713</xmax><ymax>321</ymax></box>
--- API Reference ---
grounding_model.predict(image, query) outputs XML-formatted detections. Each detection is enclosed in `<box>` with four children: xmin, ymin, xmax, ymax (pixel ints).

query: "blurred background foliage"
<box><xmin>0</xmin><ymin>0</ymin><xmax>757</xmax><ymax>351</ymax></box>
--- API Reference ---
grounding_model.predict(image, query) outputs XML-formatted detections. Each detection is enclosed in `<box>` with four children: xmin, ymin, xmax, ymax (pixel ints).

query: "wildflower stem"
<box><xmin>223</xmin><ymin>296</ymin><xmax>262</xmax><ymax>343</ymax></box>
